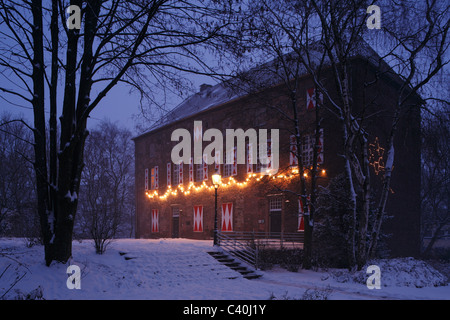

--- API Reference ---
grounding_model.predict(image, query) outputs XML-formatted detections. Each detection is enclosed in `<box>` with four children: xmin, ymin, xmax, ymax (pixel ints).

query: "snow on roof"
<box><xmin>149</xmin><ymin>81</ymin><xmax>241</xmax><ymax>132</ymax></box>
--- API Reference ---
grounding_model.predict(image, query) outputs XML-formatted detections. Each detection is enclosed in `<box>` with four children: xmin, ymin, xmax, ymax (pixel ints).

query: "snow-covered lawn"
<box><xmin>0</xmin><ymin>238</ymin><xmax>449</xmax><ymax>300</ymax></box>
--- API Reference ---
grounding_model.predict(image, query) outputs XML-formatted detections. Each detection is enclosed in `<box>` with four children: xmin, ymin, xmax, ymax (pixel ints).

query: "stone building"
<box><xmin>133</xmin><ymin>46</ymin><xmax>422</xmax><ymax>257</ymax></box>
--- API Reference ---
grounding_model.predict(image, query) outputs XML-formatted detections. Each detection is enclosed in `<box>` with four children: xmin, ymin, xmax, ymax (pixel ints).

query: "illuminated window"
<box><xmin>150</xmin><ymin>166</ymin><xmax>158</xmax><ymax>189</ymax></box>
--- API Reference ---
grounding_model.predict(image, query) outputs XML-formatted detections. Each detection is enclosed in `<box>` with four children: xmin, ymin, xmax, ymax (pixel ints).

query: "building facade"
<box><xmin>133</xmin><ymin>55</ymin><xmax>422</xmax><ymax>257</ymax></box>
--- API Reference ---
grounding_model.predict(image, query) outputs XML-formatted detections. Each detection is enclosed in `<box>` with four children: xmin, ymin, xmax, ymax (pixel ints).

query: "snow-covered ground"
<box><xmin>0</xmin><ymin>238</ymin><xmax>449</xmax><ymax>300</ymax></box>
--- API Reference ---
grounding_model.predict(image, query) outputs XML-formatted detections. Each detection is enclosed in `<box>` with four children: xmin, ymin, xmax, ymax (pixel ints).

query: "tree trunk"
<box><xmin>357</xmin><ymin>136</ymin><xmax>370</xmax><ymax>270</ymax></box>
<box><xmin>291</xmin><ymin>92</ymin><xmax>312</xmax><ymax>269</ymax></box>
<box><xmin>368</xmin><ymin>107</ymin><xmax>398</xmax><ymax>259</ymax></box>
<box><xmin>30</xmin><ymin>0</ymin><xmax>53</xmax><ymax>266</ymax></box>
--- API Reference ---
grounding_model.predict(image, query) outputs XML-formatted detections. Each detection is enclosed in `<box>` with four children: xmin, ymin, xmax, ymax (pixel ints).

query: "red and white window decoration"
<box><xmin>298</xmin><ymin>195</ymin><xmax>310</xmax><ymax>232</ymax></box>
<box><xmin>193</xmin><ymin>205</ymin><xmax>203</xmax><ymax>232</ymax></box>
<box><xmin>297</xmin><ymin>198</ymin><xmax>305</xmax><ymax>232</ymax></box>
<box><xmin>221</xmin><ymin>203</ymin><xmax>233</xmax><ymax>232</ymax></box>
<box><xmin>194</xmin><ymin>121</ymin><xmax>202</xmax><ymax>144</ymax></box>
<box><xmin>306</xmin><ymin>87</ymin><xmax>323</xmax><ymax>110</ymax></box>
<box><xmin>289</xmin><ymin>135</ymin><xmax>298</xmax><ymax>167</ymax></box>
<box><xmin>151</xmin><ymin>209</ymin><xmax>159</xmax><ymax>233</ymax></box>
<box><xmin>306</xmin><ymin>87</ymin><xmax>316</xmax><ymax>110</ymax></box>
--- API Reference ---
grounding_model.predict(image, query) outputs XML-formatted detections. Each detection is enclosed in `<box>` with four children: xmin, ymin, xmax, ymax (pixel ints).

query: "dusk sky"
<box><xmin>0</xmin><ymin>72</ymin><xmax>217</xmax><ymax>135</ymax></box>
<box><xmin>0</xmin><ymin>59</ymin><xmax>220</xmax><ymax>137</ymax></box>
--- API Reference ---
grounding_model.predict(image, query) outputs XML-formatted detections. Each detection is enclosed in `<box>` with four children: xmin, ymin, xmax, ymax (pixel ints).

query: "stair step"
<box><xmin>225</xmin><ymin>262</ymin><xmax>241</xmax><ymax>267</ymax></box>
<box><xmin>207</xmin><ymin>251</ymin><xmax>224</xmax><ymax>256</ymax></box>
<box><xmin>230</xmin><ymin>265</ymin><xmax>246</xmax><ymax>270</ymax></box>
<box><xmin>239</xmin><ymin>270</ymin><xmax>253</xmax><ymax>274</ymax></box>
<box><xmin>244</xmin><ymin>274</ymin><xmax>262</xmax><ymax>280</ymax></box>
<box><xmin>207</xmin><ymin>250</ymin><xmax>261</xmax><ymax>280</ymax></box>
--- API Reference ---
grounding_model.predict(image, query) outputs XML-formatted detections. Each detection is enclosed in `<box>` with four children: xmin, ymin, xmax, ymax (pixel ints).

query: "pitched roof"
<box><xmin>133</xmin><ymin>40</ymin><xmax>388</xmax><ymax>140</ymax></box>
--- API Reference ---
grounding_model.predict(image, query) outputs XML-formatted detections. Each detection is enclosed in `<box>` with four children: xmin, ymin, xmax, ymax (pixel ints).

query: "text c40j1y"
<box><xmin>183</xmin><ymin>304</ymin><xmax>266</xmax><ymax>317</ymax></box>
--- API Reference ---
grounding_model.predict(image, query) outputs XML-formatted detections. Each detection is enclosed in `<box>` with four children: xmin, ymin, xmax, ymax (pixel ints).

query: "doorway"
<box><xmin>172</xmin><ymin>207</ymin><xmax>180</xmax><ymax>238</ymax></box>
<box><xmin>269</xmin><ymin>197</ymin><xmax>282</xmax><ymax>235</ymax></box>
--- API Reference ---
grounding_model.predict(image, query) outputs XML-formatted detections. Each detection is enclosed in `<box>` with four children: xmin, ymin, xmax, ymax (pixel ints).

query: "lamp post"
<box><xmin>212</xmin><ymin>172</ymin><xmax>221</xmax><ymax>246</ymax></box>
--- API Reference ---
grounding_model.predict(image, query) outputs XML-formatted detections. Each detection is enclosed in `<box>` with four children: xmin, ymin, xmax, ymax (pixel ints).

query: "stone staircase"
<box><xmin>207</xmin><ymin>251</ymin><xmax>262</xmax><ymax>280</ymax></box>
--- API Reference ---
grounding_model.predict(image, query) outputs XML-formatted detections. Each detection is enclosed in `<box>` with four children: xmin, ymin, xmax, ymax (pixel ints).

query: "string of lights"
<box><xmin>145</xmin><ymin>167</ymin><xmax>326</xmax><ymax>201</ymax></box>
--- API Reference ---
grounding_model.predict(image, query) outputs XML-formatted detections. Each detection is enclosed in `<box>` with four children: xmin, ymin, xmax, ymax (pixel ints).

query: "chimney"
<box><xmin>200</xmin><ymin>83</ymin><xmax>212</xmax><ymax>92</ymax></box>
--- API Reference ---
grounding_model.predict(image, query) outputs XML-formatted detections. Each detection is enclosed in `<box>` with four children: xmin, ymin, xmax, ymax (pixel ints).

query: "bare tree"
<box><xmin>233</xmin><ymin>0</ymin><xmax>449</xmax><ymax>270</ymax></box>
<box><xmin>76</xmin><ymin>121</ymin><xmax>134</xmax><ymax>253</ymax></box>
<box><xmin>421</xmin><ymin>106</ymin><xmax>450</xmax><ymax>256</ymax></box>
<box><xmin>0</xmin><ymin>113</ymin><xmax>37</xmax><ymax>238</ymax></box>
<box><xmin>304</xmin><ymin>0</ymin><xmax>448</xmax><ymax>268</ymax></box>
<box><xmin>0</xmin><ymin>0</ymin><xmax>236</xmax><ymax>265</ymax></box>
<box><xmin>366</xmin><ymin>0</ymin><xmax>449</xmax><ymax>259</ymax></box>
<box><xmin>222</xmin><ymin>0</ymin><xmax>329</xmax><ymax>269</ymax></box>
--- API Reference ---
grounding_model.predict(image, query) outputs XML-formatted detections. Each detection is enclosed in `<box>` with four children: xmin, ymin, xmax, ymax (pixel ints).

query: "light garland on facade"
<box><xmin>146</xmin><ymin>171</ymin><xmax>295</xmax><ymax>201</ymax></box>
<box><xmin>145</xmin><ymin>166</ymin><xmax>325</xmax><ymax>201</ymax></box>
<box><xmin>368</xmin><ymin>137</ymin><xmax>386</xmax><ymax>175</ymax></box>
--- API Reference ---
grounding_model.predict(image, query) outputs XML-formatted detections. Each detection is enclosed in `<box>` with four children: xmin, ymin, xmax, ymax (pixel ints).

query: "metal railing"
<box><xmin>217</xmin><ymin>231</ymin><xmax>304</xmax><ymax>269</ymax></box>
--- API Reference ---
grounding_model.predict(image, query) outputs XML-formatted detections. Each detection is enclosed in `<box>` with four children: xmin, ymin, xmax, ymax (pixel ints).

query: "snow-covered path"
<box><xmin>1</xmin><ymin>238</ymin><xmax>449</xmax><ymax>300</ymax></box>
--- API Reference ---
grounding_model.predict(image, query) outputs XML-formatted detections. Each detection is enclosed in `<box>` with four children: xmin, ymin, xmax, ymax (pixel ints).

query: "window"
<box><xmin>150</xmin><ymin>168</ymin><xmax>155</xmax><ymax>189</ymax></box>
<box><xmin>224</xmin><ymin>163</ymin><xmax>233</xmax><ymax>177</ymax></box>
<box><xmin>150</xmin><ymin>166</ymin><xmax>158</xmax><ymax>189</ymax></box>
<box><xmin>172</xmin><ymin>207</ymin><xmax>180</xmax><ymax>217</ymax></box>
<box><xmin>223</xmin><ymin>147</ymin><xmax>236</xmax><ymax>177</ymax></box>
<box><xmin>173</xmin><ymin>163</ymin><xmax>180</xmax><ymax>185</ymax></box>
<box><xmin>302</xmin><ymin>135</ymin><xmax>314</xmax><ymax>166</ymax></box>
<box><xmin>144</xmin><ymin>168</ymin><xmax>149</xmax><ymax>190</ymax></box>
<box><xmin>194</xmin><ymin>157</ymin><xmax>208</xmax><ymax>182</ymax></box>
<box><xmin>269</xmin><ymin>197</ymin><xmax>282</xmax><ymax>233</ymax></box>
<box><xmin>214</xmin><ymin>150</ymin><xmax>221</xmax><ymax>175</ymax></box>
<box><xmin>246</xmin><ymin>143</ymin><xmax>254</xmax><ymax>174</ymax></box>
<box><xmin>189</xmin><ymin>157</ymin><xmax>194</xmax><ymax>183</ymax></box>
<box><xmin>256</xmin><ymin>139</ymin><xmax>271</xmax><ymax>173</ymax></box>
<box><xmin>167</xmin><ymin>163</ymin><xmax>171</xmax><ymax>187</ymax></box>
<box><xmin>269</xmin><ymin>197</ymin><xmax>282</xmax><ymax>211</ymax></box>
<box><xmin>300</xmin><ymin>130</ymin><xmax>324</xmax><ymax>166</ymax></box>
<box><xmin>195</xmin><ymin>159</ymin><xmax>203</xmax><ymax>182</ymax></box>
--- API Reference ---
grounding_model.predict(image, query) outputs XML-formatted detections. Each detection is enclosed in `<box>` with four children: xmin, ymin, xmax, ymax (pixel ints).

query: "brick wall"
<box><xmin>133</xmin><ymin>58</ymin><xmax>421</xmax><ymax>256</ymax></box>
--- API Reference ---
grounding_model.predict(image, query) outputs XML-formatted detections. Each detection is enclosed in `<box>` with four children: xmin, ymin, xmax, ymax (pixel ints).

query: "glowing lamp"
<box><xmin>212</xmin><ymin>173</ymin><xmax>222</xmax><ymax>188</ymax></box>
